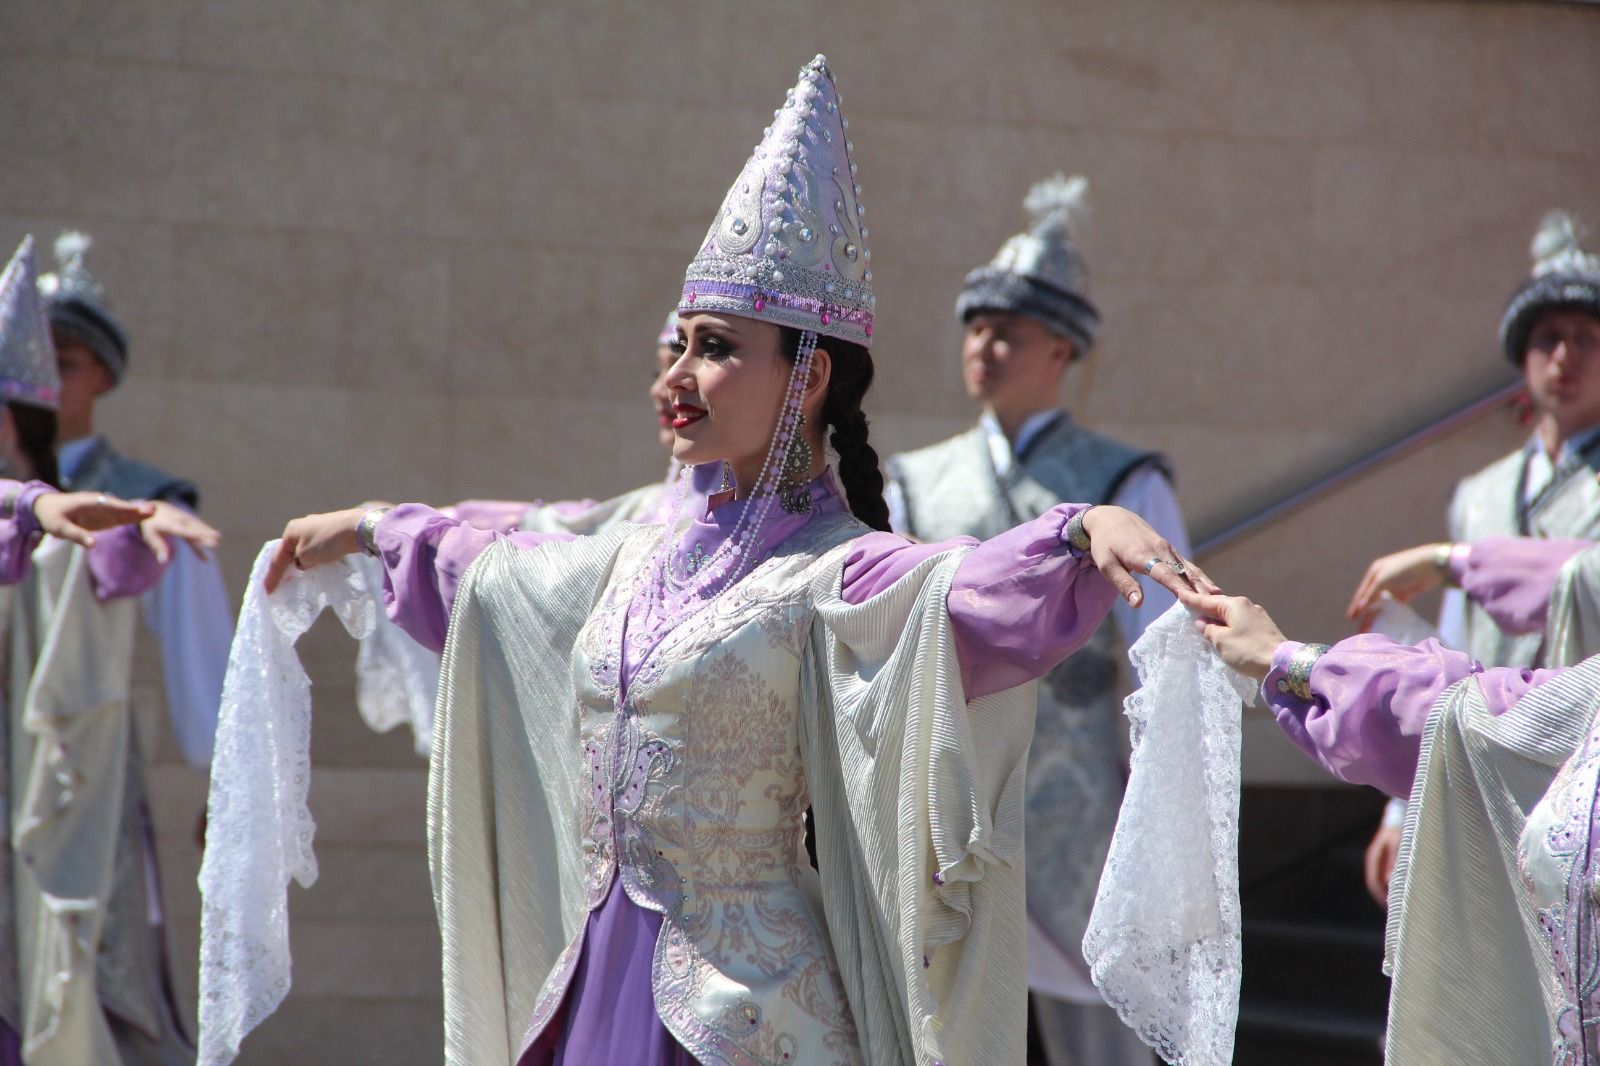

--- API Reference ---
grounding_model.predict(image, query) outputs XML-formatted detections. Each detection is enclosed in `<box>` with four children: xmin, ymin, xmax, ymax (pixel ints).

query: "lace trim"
<box><xmin>1082</xmin><ymin>604</ymin><xmax>1256</xmax><ymax>1066</ymax></box>
<box><xmin>195</xmin><ymin>543</ymin><xmax>375</xmax><ymax>1065</ymax></box>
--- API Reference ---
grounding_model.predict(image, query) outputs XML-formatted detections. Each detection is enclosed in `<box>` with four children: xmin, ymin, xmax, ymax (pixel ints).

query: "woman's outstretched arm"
<box><xmin>841</xmin><ymin>503</ymin><xmax>1212</xmax><ymax>699</ymax></box>
<box><xmin>1184</xmin><ymin>589</ymin><xmax>1563</xmax><ymax>798</ymax></box>
<box><xmin>265</xmin><ymin>504</ymin><xmax>575</xmax><ymax>652</ymax></box>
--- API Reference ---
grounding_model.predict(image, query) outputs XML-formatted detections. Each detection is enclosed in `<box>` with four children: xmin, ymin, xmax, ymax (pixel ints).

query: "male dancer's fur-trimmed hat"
<box><xmin>1501</xmin><ymin>211</ymin><xmax>1600</xmax><ymax>364</ymax></box>
<box><xmin>957</xmin><ymin>174</ymin><xmax>1100</xmax><ymax>354</ymax></box>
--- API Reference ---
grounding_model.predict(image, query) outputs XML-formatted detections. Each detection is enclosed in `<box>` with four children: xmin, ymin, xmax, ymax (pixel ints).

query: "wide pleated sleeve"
<box><xmin>1382</xmin><ymin>656</ymin><xmax>1600</xmax><ymax>1065</ymax></box>
<box><xmin>426</xmin><ymin>525</ymin><xmax>639</xmax><ymax>1066</ymax></box>
<box><xmin>800</xmin><ymin>545</ymin><xmax>1034</xmax><ymax>1066</ymax></box>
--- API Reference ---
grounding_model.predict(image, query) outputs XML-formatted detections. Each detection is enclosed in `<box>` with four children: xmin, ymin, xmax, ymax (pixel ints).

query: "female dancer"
<box><xmin>1186</xmin><ymin>534</ymin><xmax>1600</xmax><ymax>1064</ymax></box>
<box><xmin>267</xmin><ymin>57</ymin><xmax>1199</xmax><ymax>1066</ymax></box>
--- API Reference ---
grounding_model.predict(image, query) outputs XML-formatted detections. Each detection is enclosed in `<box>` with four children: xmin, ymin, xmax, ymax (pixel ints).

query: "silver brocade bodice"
<box><xmin>1519</xmin><ymin>711</ymin><xmax>1600</xmax><ymax>1063</ymax></box>
<box><xmin>1452</xmin><ymin>445</ymin><xmax>1600</xmax><ymax>668</ymax></box>
<box><xmin>889</xmin><ymin>418</ymin><xmax>1158</xmax><ymax>958</ymax></box>
<box><xmin>521</xmin><ymin>515</ymin><xmax>866</xmax><ymax>1066</ymax></box>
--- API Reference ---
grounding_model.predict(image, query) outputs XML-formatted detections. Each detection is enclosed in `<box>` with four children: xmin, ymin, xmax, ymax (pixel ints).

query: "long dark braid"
<box><xmin>8</xmin><ymin>402</ymin><xmax>59</xmax><ymax>488</ymax></box>
<box><xmin>779</xmin><ymin>326</ymin><xmax>890</xmax><ymax>531</ymax></box>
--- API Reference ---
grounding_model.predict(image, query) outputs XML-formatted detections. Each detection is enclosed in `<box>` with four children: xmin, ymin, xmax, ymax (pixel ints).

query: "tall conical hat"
<box><xmin>0</xmin><ymin>237</ymin><xmax>62</xmax><ymax>410</ymax></box>
<box><xmin>957</xmin><ymin>173</ymin><xmax>1100</xmax><ymax>353</ymax></box>
<box><xmin>1501</xmin><ymin>211</ymin><xmax>1600</xmax><ymax>364</ymax></box>
<box><xmin>37</xmin><ymin>230</ymin><xmax>129</xmax><ymax>383</ymax></box>
<box><xmin>680</xmin><ymin>55</ymin><xmax>875</xmax><ymax>348</ymax></box>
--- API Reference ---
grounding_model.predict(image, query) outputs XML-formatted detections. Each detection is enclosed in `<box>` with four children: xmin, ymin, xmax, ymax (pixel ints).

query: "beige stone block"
<box><xmin>163</xmin><ymin>224</ymin><xmax>452</xmax><ymax>393</ymax></box>
<box><xmin>286</xmin><ymin>844</ymin><xmax>436</xmax><ymax>923</ymax></box>
<box><xmin>0</xmin><ymin>56</ymin><xmax>181</xmax><ymax>220</ymax></box>
<box><xmin>236</xmin><ymin>998</ymin><xmax>443</xmax><ymax>1066</ymax></box>
<box><xmin>286</xmin><ymin>921</ymin><xmax>441</xmax><ymax>1000</ymax></box>
<box><xmin>308</xmin><ymin>767</ymin><xmax>429</xmax><ymax>847</ymax></box>
<box><xmin>95</xmin><ymin>379</ymin><xmax>459</xmax><ymax>545</ymax></box>
<box><xmin>305</xmin><ymin>676</ymin><xmax>433</xmax><ymax>770</ymax></box>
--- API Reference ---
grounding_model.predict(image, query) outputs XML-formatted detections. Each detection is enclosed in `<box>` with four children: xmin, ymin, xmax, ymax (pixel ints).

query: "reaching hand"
<box><xmin>1079</xmin><ymin>505</ymin><xmax>1219</xmax><ymax>606</ymax></box>
<box><xmin>1177</xmin><ymin>588</ymin><xmax>1288</xmax><ymax>679</ymax></box>
<box><xmin>1363</xmin><ymin>823</ymin><xmax>1401</xmax><ymax>906</ymax></box>
<box><xmin>33</xmin><ymin>491</ymin><xmax>156</xmax><ymax>548</ymax></box>
<box><xmin>263</xmin><ymin>507</ymin><xmax>368</xmax><ymax>593</ymax></box>
<box><xmin>1347</xmin><ymin>544</ymin><xmax>1449</xmax><ymax>626</ymax></box>
<box><xmin>138</xmin><ymin>501</ymin><xmax>223</xmax><ymax>564</ymax></box>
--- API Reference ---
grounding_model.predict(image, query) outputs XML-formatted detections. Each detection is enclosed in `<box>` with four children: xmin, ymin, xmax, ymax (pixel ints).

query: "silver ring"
<box><xmin>1144</xmin><ymin>557</ymin><xmax>1162</xmax><ymax>574</ymax></box>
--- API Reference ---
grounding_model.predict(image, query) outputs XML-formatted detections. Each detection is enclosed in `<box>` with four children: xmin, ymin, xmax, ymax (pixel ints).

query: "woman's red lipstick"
<box><xmin>672</xmin><ymin>403</ymin><xmax>707</xmax><ymax>429</ymax></box>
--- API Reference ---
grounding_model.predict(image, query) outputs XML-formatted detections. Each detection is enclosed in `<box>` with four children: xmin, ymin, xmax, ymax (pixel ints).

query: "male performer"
<box><xmin>887</xmin><ymin>175</ymin><xmax>1187</xmax><ymax>1066</ymax></box>
<box><xmin>1353</xmin><ymin>211</ymin><xmax>1600</xmax><ymax>902</ymax></box>
<box><xmin>38</xmin><ymin>230</ymin><xmax>233</xmax><ymax>1062</ymax></box>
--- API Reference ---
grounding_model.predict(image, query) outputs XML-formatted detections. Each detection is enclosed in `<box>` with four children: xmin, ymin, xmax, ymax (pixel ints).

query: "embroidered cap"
<box><xmin>680</xmin><ymin>55</ymin><xmax>875</xmax><ymax>348</ymax></box>
<box><xmin>0</xmin><ymin>237</ymin><xmax>62</xmax><ymax>411</ymax></box>
<box><xmin>957</xmin><ymin>173</ymin><xmax>1101</xmax><ymax>354</ymax></box>
<box><xmin>37</xmin><ymin>230</ymin><xmax>129</xmax><ymax>384</ymax></box>
<box><xmin>1501</xmin><ymin>211</ymin><xmax>1600</xmax><ymax>365</ymax></box>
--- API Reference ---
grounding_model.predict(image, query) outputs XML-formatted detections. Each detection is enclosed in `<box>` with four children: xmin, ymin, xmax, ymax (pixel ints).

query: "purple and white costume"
<box><xmin>1260</xmin><ymin>532</ymin><xmax>1600</xmax><ymax>1063</ymax></box>
<box><xmin>366</xmin><ymin>56</ymin><xmax>1153</xmax><ymax>1066</ymax></box>
<box><xmin>0</xmin><ymin>237</ymin><xmax>186</xmax><ymax>1066</ymax></box>
<box><xmin>378</xmin><ymin>476</ymin><xmax>1112</xmax><ymax>1065</ymax></box>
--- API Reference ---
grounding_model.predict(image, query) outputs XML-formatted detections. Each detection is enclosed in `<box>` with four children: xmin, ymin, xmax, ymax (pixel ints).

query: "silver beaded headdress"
<box><xmin>956</xmin><ymin>173</ymin><xmax>1101</xmax><ymax>353</ymax></box>
<box><xmin>1501</xmin><ymin>211</ymin><xmax>1600</xmax><ymax>364</ymax></box>
<box><xmin>0</xmin><ymin>237</ymin><xmax>62</xmax><ymax>411</ymax></box>
<box><xmin>37</xmin><ymin>230</ymin><xmax>129</xmax><ymax>384</ymax></box>
<box><xmin>656</xmin><ymin>310</ymin><xmax>679</xmax><ymax>347</ymax></box>
<box><xmin>680</xmin><ymin>54</ymin><xmax>875</xmax><ymax>348</ymax></box>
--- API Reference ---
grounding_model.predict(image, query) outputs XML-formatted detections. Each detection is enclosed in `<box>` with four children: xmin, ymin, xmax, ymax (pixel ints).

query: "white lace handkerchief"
<box><xmin>350</xmin><ymin>553</ymin><xmax>439</xmax><ymax>756</ymax></box>
<box><xmin>196</xmin><ymin>543</ymin><xmax>375</xmax><ymax>1065</ymax></box>
<box><xmin>1081</xmin><ymin>603</ymin><xmax>1256</xmax><ymax>1066</ymax></box>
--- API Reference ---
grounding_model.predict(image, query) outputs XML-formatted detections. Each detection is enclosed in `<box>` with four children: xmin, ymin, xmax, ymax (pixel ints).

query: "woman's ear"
<box><xmin>804</xmin><ymin>344</ymin><xmax>833</xmax><ymax>418</ymax></box>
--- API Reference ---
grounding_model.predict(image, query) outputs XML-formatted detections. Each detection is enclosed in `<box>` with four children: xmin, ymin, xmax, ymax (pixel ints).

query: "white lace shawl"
<box><xmin>1082</xmin><ymin>604</ymin><xmax>1256</xmax><ymax>1066</ymax></box>
<box><xmin>196</xmin><ymin>543</ymin><xmax>375</xmax><ymax>1066</ymax></box>
<box><xmin>350</xmin><ymin>554</ymin><xmax>438</xmax><ymax>756</ymax></box>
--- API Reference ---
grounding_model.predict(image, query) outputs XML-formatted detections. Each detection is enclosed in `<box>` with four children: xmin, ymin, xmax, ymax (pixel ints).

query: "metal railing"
<box><xmin>1195</xmin><ymin>378</ymin><xmax>1527</xmax><ymax>556</ymax></box>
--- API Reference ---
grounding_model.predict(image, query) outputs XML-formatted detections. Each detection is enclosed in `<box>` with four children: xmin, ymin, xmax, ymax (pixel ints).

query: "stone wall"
<box><xmin>3</xmin><ymin>0</ymin><xmax>1597</xmax><ymax>1059</ymax></box>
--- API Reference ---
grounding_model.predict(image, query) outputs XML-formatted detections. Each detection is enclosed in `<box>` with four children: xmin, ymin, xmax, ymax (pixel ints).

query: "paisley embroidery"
<box><xmin>1521</xmin><ymin>712</ymin><xmax>1600</xmax><ymax>1064</ymax></box>
<box><xmin>528</xmin><ymin>516</ymin><xmax>864</xmax><ymax>1064</ymax></box>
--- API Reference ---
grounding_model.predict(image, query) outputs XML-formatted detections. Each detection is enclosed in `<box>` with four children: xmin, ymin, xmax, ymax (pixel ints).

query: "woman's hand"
<box><xmin>1177</xmin><ymin>588</ymin><xmax>1287</xmax><ymax>679</ymax></box>
<box><xmin>33</xmin><ymin>491</ymin><xmax>155</xmax><ymax>548</ymax></box>
<box><xmin>263</xmin><ymin>507</ymin><xmax>369</xmax><ymax>593</ymax></box>
<box><xmin>1080</xmin><ymin>505</ymin><xmax>1219</xmax><ymax>605</ymax></box>
<box><xmin>1363</xmin><ymin>823</ymin><xmax>1401</xmax><ymax>906</ymax></box>
<box><xmin>138</xmin><ymin>501</ymin><xmax>223</xmax><ymax>564</ymax></box>
<box><xmin>1347</xmin><ymin>544</ymin><xmax>1449</xmax><ymax>625</ymax></box>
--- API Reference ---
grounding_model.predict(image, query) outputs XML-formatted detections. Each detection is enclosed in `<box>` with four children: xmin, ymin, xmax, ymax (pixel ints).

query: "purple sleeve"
<box><xmin>1450</xmin><ymin>536</ymin><xmax>1590</xmax><ymax>635</ymax></box>
<box><xmin>86</xmin><ymin>523</ymin><xmax>167</xmax><ymax>601</ymax></box>
<box><xmin>373</xmin><ymin>503</ymin><xmax>574</xmax><ymax>653</ymax></box>
<box><xmin>1261</xmin><ymin>634</ymin><xmax>1560</xmax><ymax>799</ymax></box>
<box><xmin>0</xmin><ymin>481</ymin><xmax>52</xmax><ymax>585</ymax></box>
<box><xmin>840</xmin><ymin>503</ymin><xmax>1116</xmax><ymax>699</ymax></box>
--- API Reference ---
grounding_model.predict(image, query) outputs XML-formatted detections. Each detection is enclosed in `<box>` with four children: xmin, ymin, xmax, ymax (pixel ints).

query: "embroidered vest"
<box><xmin>63</xmin><ymin>438</ymin><xmax>198</xmax><ymax>510</ymax></box>
<box><xmin>888</xmin><ymin>416</ymin><xmax>1166</xmax><ymax>958</ymax></box>
<box><xmin>519</xmin><ymin>514</ymin><xmax>869</xmax><ymax>1065</ymax></box>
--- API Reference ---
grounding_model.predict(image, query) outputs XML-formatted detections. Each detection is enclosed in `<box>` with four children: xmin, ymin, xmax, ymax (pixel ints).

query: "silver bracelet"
<box><xmin>356</xmin><ymin>507</ymin><xmax>391</xmax><ymax>557</ymax></box>
<box><xmin>1063</xmin><ymin>506</ymin><xmax>1093</xmax><ymax>554</ymax></box>
<box><xmin>1276</xmin><ymin>642</ymin><xmax>1330</xmax><ymax>702</ymax></box>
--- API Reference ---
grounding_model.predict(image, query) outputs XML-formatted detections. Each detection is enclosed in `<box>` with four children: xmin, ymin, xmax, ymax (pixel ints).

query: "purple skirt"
<box><xmin>518</xmin><ymin>880</ymin><xmax>694</xmax><ymax>1066</ymax></box>
<box><xmin>1</xmin><ymin>1019</ymin><xmax>20</xmax><ymax>1066</ymax></box>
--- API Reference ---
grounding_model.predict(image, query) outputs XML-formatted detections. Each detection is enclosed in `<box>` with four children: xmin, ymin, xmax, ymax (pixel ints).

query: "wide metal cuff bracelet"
<box><xmin>356</xmin><ymin>507</ymin><xmax>391</xmax><ymax>557</ymax></box>
<box><xmin>1276</xmin><ymin>642</ymin><xmax>1330</xmax><ymax>703</ymax></box>
<box><xmin>1063</xmin><ymin>507</ymin><xmax>1093</xmax><ymax>555</ymax></box>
